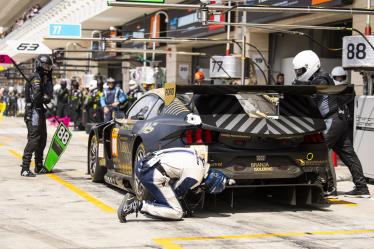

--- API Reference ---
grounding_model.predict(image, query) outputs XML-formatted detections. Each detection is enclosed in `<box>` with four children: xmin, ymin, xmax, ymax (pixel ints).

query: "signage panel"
<box><xmin>7</xmin><ymin>40</ymin><xmax>52</xmax><ymax>54</ymax></box>
<box><xmin>245</xmin><ymin>0</ymin><xmax>353</xmax><ymax>23</ymax></box>
<box><xmin>49</xmin><ymin>24</ymin><xmax>81</xmax><ymax>37</ymax></box>
<box><xmin>342</xmin><ymin>35</ymin><xmax>374</xmax><ymax>69</ymax></box>
<box><xmin>0</xmin><ymin>54</ymin><xmax>13</xmax><ymax>64</ymax></box>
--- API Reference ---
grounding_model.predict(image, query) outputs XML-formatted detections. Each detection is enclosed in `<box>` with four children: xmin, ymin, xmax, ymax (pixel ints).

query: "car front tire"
<box><xmin>89</xmin><ymin>135</ymin><xmax>106</xmax><ymax>183</ymax></box>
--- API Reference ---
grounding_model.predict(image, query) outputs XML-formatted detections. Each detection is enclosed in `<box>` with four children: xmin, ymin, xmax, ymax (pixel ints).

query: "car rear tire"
<box><xmin>89</xmin><ymin>135</ymin><xmax>106</xmax><ymax>183</ymax></box>
<box><xmin>133</xmin><ymin>143</ymin><xmax>152</xmax><ymax>200</ymax></box>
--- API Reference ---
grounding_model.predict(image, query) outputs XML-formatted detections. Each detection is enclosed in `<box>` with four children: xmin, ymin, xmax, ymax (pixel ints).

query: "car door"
<box><xmin>114</xmin><ymin>94</ymin><xmax>159</xmax><ymax>175</ymax></box>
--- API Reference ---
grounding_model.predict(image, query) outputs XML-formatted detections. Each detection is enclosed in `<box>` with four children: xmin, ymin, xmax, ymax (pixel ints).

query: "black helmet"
<box><xmin>60</xmin><ymin>79</ymin><xmax>67</xmax><ymax>89</ymax></box>
<box><xmin>71</xmin><ymin>79</ymin><xmax>79</xmax><ymax>89</ymax></box>
<box><xmin>35</xmin><ymin>54</ymin><xmax>53</xmax><ymax>73</ymax></box>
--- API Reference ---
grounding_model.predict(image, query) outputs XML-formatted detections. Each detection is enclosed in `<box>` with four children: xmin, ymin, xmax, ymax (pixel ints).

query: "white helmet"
<box><xmin>107</xmin><ymin>77</ymin><xmax>115</xmax><ymax>83</ymax></box>
<box><xmin>331</xmin><ymin>66</ymin><xmax>348</xmax><ymax>85</ymax></box>
<box><xmin>293</xmin><ymin>50</ymin><xmax>321</xmax><ymax>82</ymax></box>
<box><xmin>53</xmin><ymin>83</ymin><xmax>61</xmax><ymax>92</ymax></box>
<box><xmin>9</xmin><ymin>86</ymin><xmax>14</xmax><ymax>92</ymax></box>
<box><xmin>129</xmin><ymin>79</ymin><xmax>136</xmax><ymax>86</ymax></box>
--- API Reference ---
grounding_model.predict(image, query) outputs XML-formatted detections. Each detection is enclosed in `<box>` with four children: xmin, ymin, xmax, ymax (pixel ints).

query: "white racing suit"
<box><xmin>136</xmin><ymin>148</ymin><xmax>208</xmax><ymax>220</ymax></box>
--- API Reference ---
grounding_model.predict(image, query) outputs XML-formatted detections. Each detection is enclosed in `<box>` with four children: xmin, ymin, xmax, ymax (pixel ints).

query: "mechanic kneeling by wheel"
<box><xmin>117</xmin><ymin>148</ymin><xmax>227</xmax><ymax>222</ymax></box>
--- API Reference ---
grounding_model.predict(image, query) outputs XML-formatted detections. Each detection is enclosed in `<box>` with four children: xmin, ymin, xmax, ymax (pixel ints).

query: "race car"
<box><xmin>88</xmin><ymin>84</ymin><xmax>352</xmax><ymax>206</ymax></box>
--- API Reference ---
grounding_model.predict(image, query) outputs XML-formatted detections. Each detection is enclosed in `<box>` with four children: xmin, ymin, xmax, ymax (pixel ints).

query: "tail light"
<box><xmin>303</xmin><ymin>133</ymin><xmax>324</xmax><ymax>143</ymax></box>
<box><xmin>182</xmin><ymin>129</ymin><xmax>216</xmax><ymax>145</ymax></box>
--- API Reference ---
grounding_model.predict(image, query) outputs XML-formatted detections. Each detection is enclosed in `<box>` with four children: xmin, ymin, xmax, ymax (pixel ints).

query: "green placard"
<box><xmin>44</xmin><ymin>123</ymin><xmax>72</xmax><ymax>171</ymax></box>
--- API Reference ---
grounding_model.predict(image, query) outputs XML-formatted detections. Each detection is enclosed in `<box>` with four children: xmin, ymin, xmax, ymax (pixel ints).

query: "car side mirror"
<box><xmin>136</xmin><ymin>113</ymin><xmax>145</xmax><ymax>120</ymax></box>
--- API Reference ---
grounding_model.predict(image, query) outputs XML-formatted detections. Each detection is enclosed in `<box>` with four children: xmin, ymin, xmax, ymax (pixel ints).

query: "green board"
<box><xmin>44</xmin><ymin>123</ymin><xmax>72</xmax><ymax>171</ymax></box>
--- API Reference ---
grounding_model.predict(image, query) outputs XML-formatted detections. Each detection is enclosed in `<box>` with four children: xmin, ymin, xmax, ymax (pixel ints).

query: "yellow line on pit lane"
<box><xmin>8</xmin><ymin>149</ymin><xmax>116</xmax><ymax>213</ymax></box>
<box><xmin>153</xmin><ymin>229</ymin><xmax>374</xmax><ymax>249</ymax></box>
<box><xmin>327</xmin><ymin>197</ymin><xmax>358</xmax><ymax>206</ymax></box>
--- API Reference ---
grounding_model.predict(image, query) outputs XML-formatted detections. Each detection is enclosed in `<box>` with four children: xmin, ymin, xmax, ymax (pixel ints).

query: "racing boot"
<box><xmin>34</xmin><ymin>163</ymin><xmax>49</xmax><ymax>174</ymax></box>
<box><xmin>20</xmin><ymin>165</ymin><xmax>36</xmax><ymax>177</ymax></box>
<box><xmin>117</xmin><ymin>193</ymin><xmax>143</xmax><ymax>223</ymax></box>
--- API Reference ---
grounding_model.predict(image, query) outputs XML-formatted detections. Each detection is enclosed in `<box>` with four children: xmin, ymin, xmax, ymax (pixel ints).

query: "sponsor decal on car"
<box><xmin>210</xmin><ymin>162</ymin><xmax>223</xmax><ymax>168</ymax></box>
<box><xmin>250</xmin><ymin>162</ymin><xmax>274</xmax><ymax>172</ymax></box>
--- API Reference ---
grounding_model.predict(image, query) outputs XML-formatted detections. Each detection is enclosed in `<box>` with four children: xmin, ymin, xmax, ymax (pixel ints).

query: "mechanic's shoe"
<box><xmin>324</xmin><ymin>186</ymin><xmax>337</xmax><ymax>197</ymax></box>
<box><xmin>117</xmin><ymin>193</ymin><xmax>142</xmax><ymax>223</ymax></box>
<box><xmin>21</xmin><ymin>168</ymin><xmax>36</xmax><ymax>177</ymax></box>
<box><xmin>34</xmin><ymin>164</ymin><xmax>49</xmax><ymax>174</ymax></box>
<box><xmin>344</xmin><ymin>187</ymin><xmax>371</xmax><ymax>198</ymax></box>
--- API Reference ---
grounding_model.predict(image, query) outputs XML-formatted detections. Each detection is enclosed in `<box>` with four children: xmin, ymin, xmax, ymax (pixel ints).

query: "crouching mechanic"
<box><xmin>117</xmin><ymin>148</ymin><xmax>227</xmax><ymax>222</ymax></box>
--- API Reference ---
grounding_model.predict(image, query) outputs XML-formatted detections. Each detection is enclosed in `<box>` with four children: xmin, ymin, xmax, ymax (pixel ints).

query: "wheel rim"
<box><xmin>89</xmin><ymin>136</ymin><xmax>98</xmax><ymax>176</ymax></box>
<box><xmin>134</xmin><ymin>146</ymin><xmax>146</xmax><ymax>198</ymax></box>
<box><xmin>135</xmin><ymin>149</ymin><xmax>145</xmax><ymax>163</ymax></box>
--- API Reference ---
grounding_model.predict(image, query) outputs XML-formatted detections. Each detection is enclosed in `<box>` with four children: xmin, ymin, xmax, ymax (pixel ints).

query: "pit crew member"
<box><xmin>117</xmin><ymin>148</ymin><xmax>227</xmax><ymax>222</ymax></box>
<box><xmin>293</xmin><ymin>50</ymin><xmax>370</xmax><ymax>198</ymax></box>
<box><xmin>21</xmin><ymin>54</ymin><xmax>53</xmax><ymax>176</ymax></box>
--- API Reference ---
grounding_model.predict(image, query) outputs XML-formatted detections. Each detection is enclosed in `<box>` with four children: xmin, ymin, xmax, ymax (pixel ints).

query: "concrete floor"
<box><xmin>1</xmin><ymin>116</ymin><xmax>374</xmax><ymax>249</ymax></box>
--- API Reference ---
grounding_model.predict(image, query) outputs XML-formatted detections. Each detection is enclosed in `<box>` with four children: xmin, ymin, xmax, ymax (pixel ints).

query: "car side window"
<box><xmin>127</xmin><ymin>95</ymin><xmax>158</xmax><ymax>120</ymax></box>
<box><xmin>147</xmin><ymin>99</ymin><xmax>165</xmax><ymax>119</ymax></box>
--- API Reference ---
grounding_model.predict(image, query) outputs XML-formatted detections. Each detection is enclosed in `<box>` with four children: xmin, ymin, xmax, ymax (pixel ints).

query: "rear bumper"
<box><xmin>225</xmin><ymin>183</ymin><xmax>329</xmax><ymax>207</ymax></box>
<box><xmin>207</xmin><ymin>143</ymin><xmax>329</xmax><ymax>180</ymax></box>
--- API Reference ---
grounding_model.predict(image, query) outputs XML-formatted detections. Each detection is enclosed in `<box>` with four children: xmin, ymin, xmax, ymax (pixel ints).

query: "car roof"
<box><xmin>144</xmin><ymin>88</ymin><xmax>165</xmax><ymax>101</ymax></box>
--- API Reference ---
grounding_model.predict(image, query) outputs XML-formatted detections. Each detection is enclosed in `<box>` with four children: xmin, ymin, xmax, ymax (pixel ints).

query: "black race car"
<box><xmin>88</xmin><ymin>84</ymin><xmax>352</xmax><ymax>206</ymax></box>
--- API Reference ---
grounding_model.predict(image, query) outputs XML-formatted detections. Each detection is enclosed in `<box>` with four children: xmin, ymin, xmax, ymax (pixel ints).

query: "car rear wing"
<box><xmin>164</xmin><ymin>83</ymin><xmax>353</xmax><ymax>105</ymax></box>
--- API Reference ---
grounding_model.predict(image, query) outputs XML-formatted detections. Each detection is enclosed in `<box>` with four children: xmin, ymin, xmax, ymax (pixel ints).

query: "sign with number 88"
<box><xmin>57</xmin><ymin>125</ymin><xmax>70</xmax><ymax>145</ymax></box>
<box><xmin>343</xmin><ymin>35</ymin><xmax>374</xmax><ymax>69</ymax></box>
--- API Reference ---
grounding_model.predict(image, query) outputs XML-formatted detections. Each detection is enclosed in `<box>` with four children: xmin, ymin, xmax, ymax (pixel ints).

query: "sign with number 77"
<box><xmin>44</xmin><ymin>122</ymin><xmax>72</xmax><ymax>171</ymax></box>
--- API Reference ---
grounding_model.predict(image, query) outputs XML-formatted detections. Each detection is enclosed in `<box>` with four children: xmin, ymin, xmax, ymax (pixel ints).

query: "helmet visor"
<box><xmin>333</xmin><ymin>75</ymin><xmax>347</xmax><ymax>82</ymax></box>
<box><xmin>294</xmin><ymin>67</ymin><xmax>307</xmax><ymax>78</ymax></box>
<box><xmin>41</xmin><ymin>63</ymin><xmax>52</xmax><ymax>72</ymax></box>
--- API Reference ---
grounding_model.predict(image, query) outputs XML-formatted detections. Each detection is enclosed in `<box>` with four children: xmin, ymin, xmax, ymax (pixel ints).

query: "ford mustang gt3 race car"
<box><xmin>87</xmin><ymin>84</ymin><xmax>352</xmax><ymax>206</ymax></box>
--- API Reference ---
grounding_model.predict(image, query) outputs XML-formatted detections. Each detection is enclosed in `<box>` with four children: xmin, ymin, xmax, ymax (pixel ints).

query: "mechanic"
<box><xmin>117</xmin><ymin>148</ymin><xmax>227</xmax><ymax>222</ymax></box>
<box><xmin>56</xmin><ymin>79</ymin><xmax>69</xmax><ymax>118</ymax></box>
<box><xmin>332</xmin><ymin>66</ymin><xmax>355</xmax><ymax>141</ymax></box>
<box><xmin>194</xmin><ymin>70</ymin><xmax>205</xmax><ymax>85</ymax></box>
<box><xmin>21</xmin><ymin>54</ymin><xmax>53</xmax><ymax>177</ymax></box>
<box><xmin>276</xmin><ymin>73</ymin><xmax>285</xmax><ymax>86</ymax></box>
<box><xmin>100</xmin><ymin>78</ymin><xmax>127</xmax><ymax>122</ymax></box>
<box><xmin>69</xmin><ymin>79</ymin><xmax>83</xmax><ymax>130</ymax></box>
<box><xmin>292</xmin><ymin>50</ymin><xmax>370</xmax><ymax>198</ymax></box>
<box><xmin>90</xmin><ymin>79</ymin><xmax>104</xmax><ymax>123</ymax></box>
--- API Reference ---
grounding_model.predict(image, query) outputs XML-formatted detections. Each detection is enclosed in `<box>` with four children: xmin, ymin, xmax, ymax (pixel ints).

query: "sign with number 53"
<box><xmin>343</xmin><ymin>35</ymin><xmax>374</xmax><ymax>69</ymax></box>
<box><xmin>6</xmin><ymin>40</ymin><xmax>52</xmax><ymax>54</ymax></box>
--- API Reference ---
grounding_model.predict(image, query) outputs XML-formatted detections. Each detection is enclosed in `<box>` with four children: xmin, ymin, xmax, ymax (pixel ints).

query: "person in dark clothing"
<box><xmin>276</xmin><ymin>73</ymin><xmax>285</xmax><ymax>86</ymax></box>
<box><xmin>69</xmin><ymin>80</ymin><xmax>83</xmax><ymax>130</ymax></box>
<box><xmin>8</xmin><ymin>88</ymin><xmax>18</xmax><ymax>117</ymax></box>
<box><xmin>21</xmin><ymin>54</ymin><xmax>53</xmax><ymax>177</ymax></box>
<box><xmin>86</xmin><ymin>80</ymin><xmax>104</xmax><ymax>123</ymax></box>
<box><xmin>293</xmin><ymin>50</ymin><xmax>370</xmax><ymax>198</ymax></box>
<box><xmin>56</xmin><ymin>79</ymin><xmax>69</xmax><ymax>117</ymax></box>
<box><xmin>332</xmin><ymin>66</ymin><xmax>355</xmax><ymax>141</ymax></box>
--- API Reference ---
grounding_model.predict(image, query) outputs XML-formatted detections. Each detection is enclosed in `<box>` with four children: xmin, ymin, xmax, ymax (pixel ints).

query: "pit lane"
<box><xmin>1</xmin><ymin>117</ymin><xmax>374</xmax><ymax>249</ymax></box>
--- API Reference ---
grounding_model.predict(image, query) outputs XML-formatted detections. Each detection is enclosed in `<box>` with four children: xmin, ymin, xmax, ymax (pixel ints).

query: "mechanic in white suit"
<box><xmin>117</xmin><ymin>148</ymin><xmax>227</xmax><ymax>222</ymax></box>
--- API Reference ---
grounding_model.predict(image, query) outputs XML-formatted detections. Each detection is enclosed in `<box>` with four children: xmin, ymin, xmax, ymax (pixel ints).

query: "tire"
<box><xmin>133</xmin><ymin>143</ymin><xmax>152</xmax><ymax>200</ymax></box>
<box><xmin>89</xmin><ymin>134</ymin><xmax>106</xmax><ymax>183</ymax></box>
